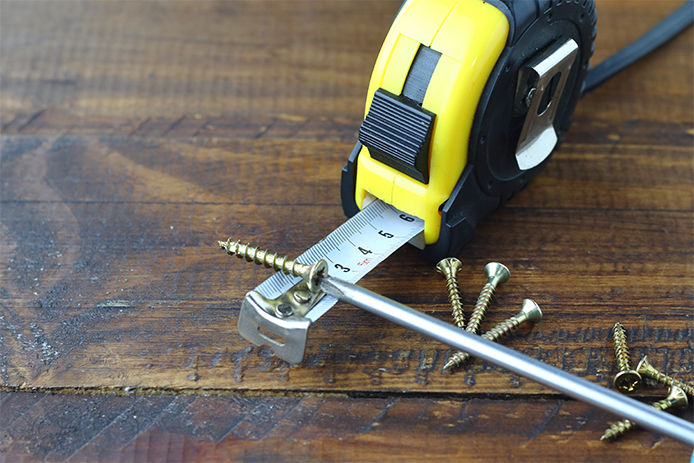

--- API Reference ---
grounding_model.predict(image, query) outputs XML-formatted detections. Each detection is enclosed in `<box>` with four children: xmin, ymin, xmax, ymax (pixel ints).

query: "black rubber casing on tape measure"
<box><xmin>341</xmin><ymin>0</ymin><xmax>597</xmax><ymax>261</ymax></box>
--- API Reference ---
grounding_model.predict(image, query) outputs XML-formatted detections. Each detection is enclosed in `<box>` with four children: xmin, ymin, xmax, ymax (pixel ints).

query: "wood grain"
<box><xmin>0</xmin><ymin>0</ymin><xmax>692</xmax><ymax>461</ymax></box>
<box><xmin>0</xmin><ymin>392</ymin><xmax>692</xmax><ymax>463</ymax></box>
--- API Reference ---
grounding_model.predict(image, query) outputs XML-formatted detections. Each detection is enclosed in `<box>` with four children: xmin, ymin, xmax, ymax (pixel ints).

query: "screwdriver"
<box><xmin>318</xmin><ymin>275</ymin><xmax>694</xmax><ymax>446</ymax></box>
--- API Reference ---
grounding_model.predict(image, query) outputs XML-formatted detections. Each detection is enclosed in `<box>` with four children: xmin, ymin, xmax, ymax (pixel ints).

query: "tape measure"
<box><xmin>341</xmin><ymin>0</ymin><xmax>598</xmax><ymax>261</ymax></box>
<box><xmin>234</xmin><ymin>0</ymin><xmax>692</xmax><ymax>362</ymax></box>
<box><xmin>239</xmin><ymin>0</ymin><xmax>597</xmax><ymax>359</ymax></box>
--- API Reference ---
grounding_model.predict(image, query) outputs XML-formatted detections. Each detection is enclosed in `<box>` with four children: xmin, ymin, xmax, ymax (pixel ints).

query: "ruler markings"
<box><xmin>253</xmin><ymin>200</ymin><xmax>424</xmax><ymax>320</ymax></box>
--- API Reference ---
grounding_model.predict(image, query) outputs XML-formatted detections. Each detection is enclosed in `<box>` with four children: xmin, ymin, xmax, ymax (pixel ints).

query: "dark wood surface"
<box><xmin>1</xmin><ymin>0</ymin><xmax>692</xmax><ymax>461</ymax></box>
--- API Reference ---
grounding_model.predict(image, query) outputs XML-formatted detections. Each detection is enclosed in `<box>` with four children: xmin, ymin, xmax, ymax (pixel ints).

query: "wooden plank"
<box><xmin>2</xmin><ymin>1</ymin><xmax>692</xmax><ymax>135</ymax></box>
<box><xmin>1</xmin><ymin>0</ymin><xmax>394</xmax><ymax>130</ymax></box>
<box><xmin>0</xmin><ymin>132</ymin><xmax>692</xmax><ymax>392</ymax></box>
<box><xmin>0</xmin><ymin>392</ymin><xmax>691</xmax><ymax>462</ymax></box>
<box><xmin>0</xmin><ymin>0</ymin><xmax>692</xmax><ymax>460</ymax></box>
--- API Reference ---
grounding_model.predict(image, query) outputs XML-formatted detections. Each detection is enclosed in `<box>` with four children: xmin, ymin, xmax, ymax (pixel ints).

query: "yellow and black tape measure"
<box><xmin>340</xmin><ymin>0</ymin><xmax>691</xmax><ymax>261</ymax></box>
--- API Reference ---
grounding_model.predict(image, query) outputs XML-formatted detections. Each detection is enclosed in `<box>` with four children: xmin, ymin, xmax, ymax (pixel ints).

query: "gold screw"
<box><xmin>436</xmin><ymin>258</ymin><xmax>465</xmax><ymax>329</ymax></box>
<box><xmin>442</xmin><ymin>299</ymin><xmax>542</xmax><ymax>373</ymax></box>
<box><xmin>600</xmin><ymin>386</ymin><xmax>688</xmax><ymax>441</ymax></box>
<box><xmin>611</xmin><ymin>322</ymin><xmax>642</xmax><ymax>393</ymax></box>
<box><xmin>218</xmin><ymin>239</ymin><xmax>327</xmax><ymax>292</ymax></box>
<box><xmin>467</xmin><ymin>262</ymin><xmax>510</xmax><ymax>335</ymax></box>
<box><xmin>441</xmin><ymin>262</ymin><xmax>508</xmax><ymax>372</ymax></box>
<box><xmin>637</xmin><ymin>356</ymin><xmax>694</xmax><ymax>397</ymax></box>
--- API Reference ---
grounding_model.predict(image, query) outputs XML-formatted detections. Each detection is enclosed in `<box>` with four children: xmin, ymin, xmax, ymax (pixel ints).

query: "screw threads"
<box><xmin>442</xmin><ymin>300</ymin><xmax>541</xmax><ymax>373</ymax></box>
<box><xmin>600</xmin><ymin>388</ymin><xmax>687</xmax><ymax>440</ymax></box>
<box><xmin>612</xmin><ymin>322</ymin><xmax>631</xmax><ymax>371</ymax></box>
<box><xmin>484</xmin><ymin>315</ymin><xmax>523</xmax><ymax>340</ymax></box>
<box><xmin>436</xmin><ymin>258</ymin><xmax>464</xmax><ymax>329</ymax></box>
<box><xmin>468</xmin><ymin>262</ymin><xmax>509</xmax><ymax>334</ymax></box>
<box><xmin>467</xmin><ymin>283</ymin><xmax>494</xmax><ymax>334</ymax></box>
<box><xmin>219</xmin><ymin>239</ymin><xmax>309</xmax><ymax>277</ymax></box>
<box><xmin>442</xmin><ymin>316</ymin><xmax>521</xmax><ymax>371</ymax></box>
<box><xmin>652</xmin><ymin>373</ymin><xmax>694</xmax><ymax>397</ymax></box>
<box><xmin>219</xmin><ymin>238</ymin><xmax>327</xmax><ymax>292</ymax></box>
<box><xmin>445</xmin><ymin>275</ymin><xmax>465</xmax><ymax>329</ymax></box>
<box><xmin>638</xmin><ymin>357</ymin><xmax>694</xmax><ymax>397</ymax></box>
<box><xmin>442</xmin><ymin>350</ymin><xmax>468</xmax><ymax>371</ymax></box>
<box><xmin>600</xmin><ymin>418</ymin><xmax>635</xmax><ymax>441</ymax></box>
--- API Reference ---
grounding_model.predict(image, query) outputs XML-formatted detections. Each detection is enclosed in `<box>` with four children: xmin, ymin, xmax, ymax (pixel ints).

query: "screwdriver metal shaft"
<box><xmin>318</xmin><ymin>275</ymin><xmax>694</xmax><ymax>446</ymax></box>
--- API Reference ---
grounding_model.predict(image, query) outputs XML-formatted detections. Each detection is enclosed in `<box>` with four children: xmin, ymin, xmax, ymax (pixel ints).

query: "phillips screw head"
<box><xmin>436</xmin><ymin>257</ymin><xmax>465</xmax><ymax>330</ymax></box>
<box><xmin>436</xmin><ymin>257</ymin><xmax>463</xmax><ymax>277</ymax></box>
<box><xmin>614</xmin><ymin>370</ymin><xmax>642</xmax><ymax>394</ymax></box>
<box><xmin>610</xmin><ymin>322</ymin><xmax>641</xmax><ymax>393</ymax></box>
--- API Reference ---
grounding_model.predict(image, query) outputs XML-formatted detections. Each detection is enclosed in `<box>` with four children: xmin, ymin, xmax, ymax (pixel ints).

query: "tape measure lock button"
<box><xmin>358</xmin><ymin>89</ymin><xmax>436</xmax><ymax>184</ymax></box>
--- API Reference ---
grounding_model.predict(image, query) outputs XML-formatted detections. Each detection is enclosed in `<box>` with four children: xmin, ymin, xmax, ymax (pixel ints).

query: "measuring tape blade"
<box><xmin>254</xmin><ymin>199</ymin><xmax>424</xmax><ymax>321</ymax></box>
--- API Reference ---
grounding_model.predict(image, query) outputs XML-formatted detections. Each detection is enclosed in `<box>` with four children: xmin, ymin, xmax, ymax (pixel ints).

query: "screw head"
<box><xmin>306</xmin><ymin>259</ymin><xmax>328</xmax><ymax>293</ymax></box>
<box><xmin>520</xmin><ymin>299</ymin><xmax>542</xmax><ymax>323</ymax></box>
<box><xmin>613</xmin><ymin>370</ymin><xmax>642</xmax><ymax>393</ymax></box>
<box><xmin>276</xmin><ymin>303</ymin><xmax>294</xmax><ymax>318</ymax></box>
<box><xmin>293</xmin><ymin>290</ymin><xmax>312</xmax><ymax>304</ymax></box>
<box><xmin>666</xmin><ymin>386</ymin><xmax>689</xmax><ymax>408</ymax></box>
<box><xmin>484</xmin><ymin>262</ymin><xmax>510</xmax><ymax>286</ymax></box>
<box><xmin>436</xmin><ymin>257</ymin><xmax>462</xmax><ymax>276</ymax></box>
<box><xmin>636</xmin><ymin>356</ymin><xmax>656</xmax><ymax>376</ymax></box>
<box><xmin>524</xmin><ymin>87</ymin><xmax>537</xmax><ymax>108</ymax></box>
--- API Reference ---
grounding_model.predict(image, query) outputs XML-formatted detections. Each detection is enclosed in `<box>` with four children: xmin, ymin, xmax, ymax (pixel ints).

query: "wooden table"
<box><xmin>1</xmin><ymin>1</ymin><xmax>692</xmax><ymax>461</ymax></box>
